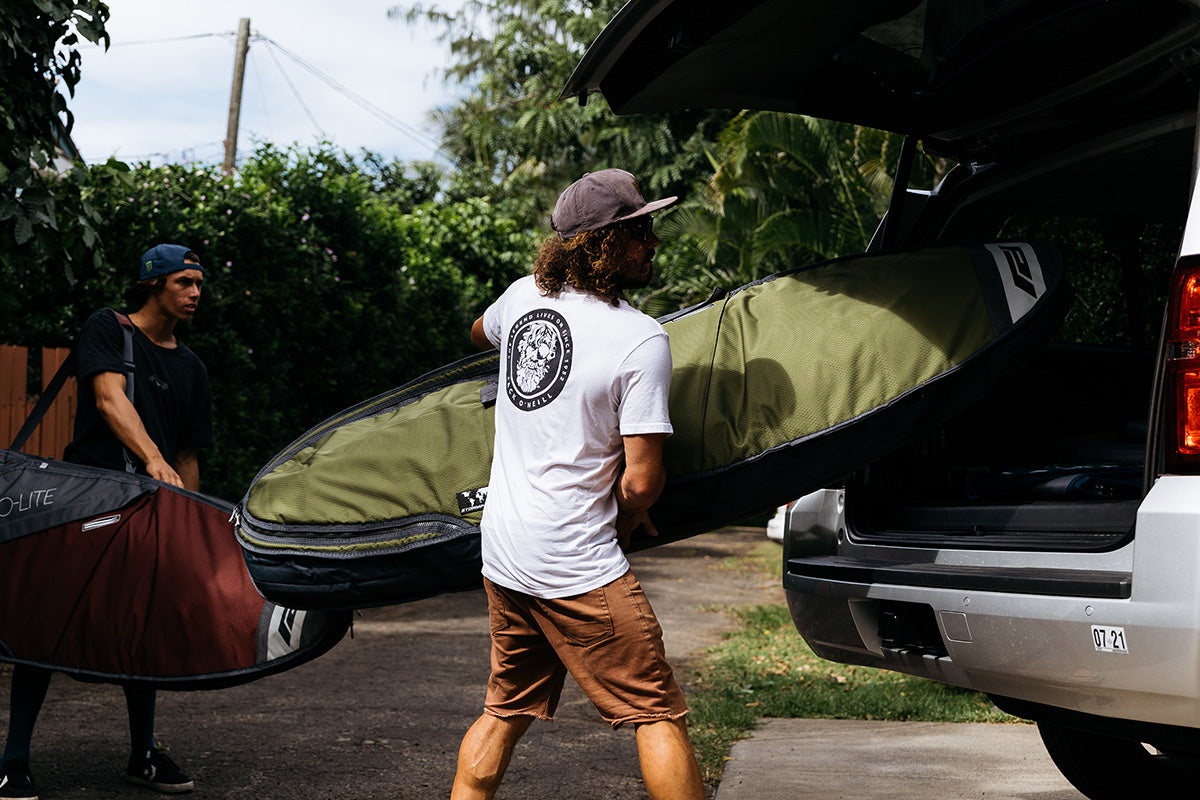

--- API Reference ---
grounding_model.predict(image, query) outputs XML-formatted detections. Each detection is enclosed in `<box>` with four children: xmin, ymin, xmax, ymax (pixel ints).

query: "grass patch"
<box><xmin>684</xmin><ymin>546</ymin><xmax>1018</xmax><ymax>783</ymax></box>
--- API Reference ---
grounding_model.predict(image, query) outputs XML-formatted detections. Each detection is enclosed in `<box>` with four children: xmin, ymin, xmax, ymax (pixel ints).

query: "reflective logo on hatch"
<box><xmin>986</xmin><ymin>242</ymin><xmax>1046</xmax><ymax>323</ymax></box>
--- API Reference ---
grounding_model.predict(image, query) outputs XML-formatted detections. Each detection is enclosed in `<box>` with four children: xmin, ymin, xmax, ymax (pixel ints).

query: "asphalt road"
<box><xmin>1</xmin><ymin>528</ymin><xmax>780</xmax><ymax>799</ymax></box>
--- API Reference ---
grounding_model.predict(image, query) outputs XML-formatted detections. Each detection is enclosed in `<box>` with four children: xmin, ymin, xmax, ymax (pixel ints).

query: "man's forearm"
<box><xmin>92</xmin><ymin>372</ymin><xmax>183</xmax><ymax>486</ymax></box>
<box><xmin>616</xmin><ymin>432</ymin><xmax>668</xmax><ymax>511</ymax></box>
<box><xmin>176</xmin><ymin>449</ymin><xmax>200</xmax><ymax>492</ymax></box>
<box><xmin>97</xmin><ymin>394</ymin><xmax>167</xmax><ymax>467</ymax></box>
<box><xmin>615</xmin><ymin>468</ymin><xmax>665</xmax><ymax>512</ymax></box>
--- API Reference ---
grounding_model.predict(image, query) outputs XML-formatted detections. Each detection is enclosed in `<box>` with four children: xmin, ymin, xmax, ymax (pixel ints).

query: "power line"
<box><xmin>260</xmin><ymin>37</ymin><xmax>324</xmax><ymax>137</ymax></box>
<box><xmin>255</xmin><ymin>34</ymin><xmax>450</xmax><ymax>162</ymax></box>
<box><xmin>86</xmin><ymin>32</ymin><xmax>227</xmax><ymax>47</ymax></box>
<box><xmin>77</xmin><ymin>26</ymin><xmax>453</xmax><ymax>165</ymax></box>
<box><xmin>83</xmin><ymin>140</ymin><xmax>225</xmax><ymax>166</ymax></box>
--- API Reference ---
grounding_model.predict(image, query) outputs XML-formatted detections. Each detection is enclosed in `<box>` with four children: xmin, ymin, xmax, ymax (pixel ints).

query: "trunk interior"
<box><xmin>852</xmin><ymin>341</ymin><xmax>1154</xmax><ymax>550</ymax></box>
<box><xmin>847</xmin><ymin>120</ymin><xmax>1191</xmax><ymax>552</ymax></box>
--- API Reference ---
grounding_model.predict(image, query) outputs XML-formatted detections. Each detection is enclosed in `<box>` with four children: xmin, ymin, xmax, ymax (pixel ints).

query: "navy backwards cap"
<box><xmin>138</xmin><ymin>243</ymin><xmax>203</xmax><ymax>282</ymax></box>
<box><xmin>551</xmin><ymin>168</ymin><xmax>678</xmax><ymax>238</ymax></box>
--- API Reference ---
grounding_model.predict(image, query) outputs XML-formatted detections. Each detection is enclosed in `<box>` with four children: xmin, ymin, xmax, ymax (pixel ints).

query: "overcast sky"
<box><xmin>65</xmin><ymin>1</ymin><xmax>467</xmax><ymax>168</ymax></box>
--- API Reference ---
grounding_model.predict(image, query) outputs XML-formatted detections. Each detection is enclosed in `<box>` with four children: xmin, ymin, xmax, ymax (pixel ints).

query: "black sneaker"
<box><xmin>0</xmin><ymin>760</ymin><xmax>37</xmax><ymax>800</ymax></box>
<box><xmin>124</xmin><ymin>749</ymin><xmax>194</xmax><ymax>794</ymax></box>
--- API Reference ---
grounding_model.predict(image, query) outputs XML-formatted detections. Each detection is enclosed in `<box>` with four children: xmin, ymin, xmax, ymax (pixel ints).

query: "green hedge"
<box><xmin>4</xmin><ymin>144</ymin><xmax>537</xmax><ymax>500</ymax></box>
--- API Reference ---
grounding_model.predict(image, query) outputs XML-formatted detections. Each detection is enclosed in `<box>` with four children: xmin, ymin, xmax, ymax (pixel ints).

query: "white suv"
<box><xmin>564</xmin><ymin>1</ymin><xmax>1200</xmax><ymax>796</ymax></box>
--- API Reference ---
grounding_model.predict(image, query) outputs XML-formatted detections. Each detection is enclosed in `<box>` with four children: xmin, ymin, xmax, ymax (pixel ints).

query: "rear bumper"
<box><xmin>783</xmin><ymin>476</ymin><xmax>1200</xmax><ymax>729</ymax></box>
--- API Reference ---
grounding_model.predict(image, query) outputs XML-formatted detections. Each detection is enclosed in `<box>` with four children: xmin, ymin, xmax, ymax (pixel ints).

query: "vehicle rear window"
<box><xmin>999</xmin><ymin>214</ymin><xmax>1176</xmax><ymax>349</ymax></box>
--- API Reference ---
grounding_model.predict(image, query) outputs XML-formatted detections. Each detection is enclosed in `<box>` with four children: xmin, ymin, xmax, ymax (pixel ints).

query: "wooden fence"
<box><xmin>0</xmin><ymin>345</ymin><xmax>75</xmax><ymax>459</ymax></box>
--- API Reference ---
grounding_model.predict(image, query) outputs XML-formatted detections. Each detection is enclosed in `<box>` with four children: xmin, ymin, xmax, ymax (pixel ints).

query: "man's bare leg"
<box><xmin>450</xmin><ymin>714</ymin><xmax>533</xmax><ymax>800</ymax></box>
<box><xmin>635</xmin><ymin>718</ymin><xmax>704</xmax><ymax>800</ymax></box>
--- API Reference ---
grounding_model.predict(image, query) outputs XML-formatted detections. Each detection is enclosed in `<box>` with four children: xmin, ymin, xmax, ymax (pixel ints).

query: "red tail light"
<box><xmin>1165</xmin><ymin>262</ymin><xmax>1200</xmax><ymax>470</ymax></box>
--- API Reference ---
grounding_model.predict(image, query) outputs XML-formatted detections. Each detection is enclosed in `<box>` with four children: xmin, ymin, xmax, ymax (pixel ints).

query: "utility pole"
<box><xmin>222</xmin><ymin>17</ymin><xmax>251</xmax><ymax>174</ymax></box>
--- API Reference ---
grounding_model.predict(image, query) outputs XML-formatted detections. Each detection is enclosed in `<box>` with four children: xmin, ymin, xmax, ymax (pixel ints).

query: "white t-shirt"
<box><xmin>479</xmin><ymin>275</ymin><xmax>673</xmax><ymax>598</ymax></box>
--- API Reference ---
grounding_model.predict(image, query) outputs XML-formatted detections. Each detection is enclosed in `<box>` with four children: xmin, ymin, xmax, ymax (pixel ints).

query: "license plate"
<box><xmin>1091</xmin><ymin>625</ymin><xmax>1128</xmax><ymax>654</ymax></box>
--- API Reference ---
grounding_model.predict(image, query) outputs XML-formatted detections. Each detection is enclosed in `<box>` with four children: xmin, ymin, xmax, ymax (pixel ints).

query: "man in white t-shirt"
<box><xmin>452</xmin><ymin>170</ymin><xmax>704</xmax><ymax>800</ymax></box>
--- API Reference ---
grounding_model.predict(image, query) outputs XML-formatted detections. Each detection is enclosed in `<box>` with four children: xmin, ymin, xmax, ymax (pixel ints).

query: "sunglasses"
<box><xmin>626</xmin><ymin>216</ymin><xmax>654</xmax><ymax>241</ymax></box>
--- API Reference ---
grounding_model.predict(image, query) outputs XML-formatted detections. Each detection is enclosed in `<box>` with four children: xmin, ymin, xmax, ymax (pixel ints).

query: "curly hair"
<box><xmin>533</xmin><ymin>222</ymin><xmax>649</xmax><ymax>304</ymax></box>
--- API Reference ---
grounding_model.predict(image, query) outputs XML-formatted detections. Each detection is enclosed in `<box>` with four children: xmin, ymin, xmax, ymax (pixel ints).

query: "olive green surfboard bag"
<box><xmin>235</xmin><ymin>241</ymin><xmax>1069</xmax><ymax>610</ymax></box>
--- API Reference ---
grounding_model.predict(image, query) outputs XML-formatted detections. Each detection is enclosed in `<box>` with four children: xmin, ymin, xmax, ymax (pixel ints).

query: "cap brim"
<box><xmin>614</xmin><ymin>195</ymin><xmax>679</xmax><ymax>225</ymax></box>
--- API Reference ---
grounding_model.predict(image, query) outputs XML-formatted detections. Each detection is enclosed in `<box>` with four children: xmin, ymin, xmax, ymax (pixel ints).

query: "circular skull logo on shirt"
<box><xmin>506</xmin><ymin>309</ymin><xmax>572</xmax><ymax>411</ymax></box>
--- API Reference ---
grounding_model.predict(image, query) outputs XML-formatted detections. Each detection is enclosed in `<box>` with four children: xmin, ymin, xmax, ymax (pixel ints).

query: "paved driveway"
<box><xmin>1</xmin><ymin>528</ymin><xmax>778</xmax><ymax>799</ymax></box>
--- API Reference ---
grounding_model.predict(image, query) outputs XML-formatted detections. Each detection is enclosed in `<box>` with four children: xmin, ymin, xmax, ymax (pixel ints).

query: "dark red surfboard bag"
<box><xmin>0</xmin><ymin>449</ymin><xmax>350</xmax><ymax>689</ymax></box>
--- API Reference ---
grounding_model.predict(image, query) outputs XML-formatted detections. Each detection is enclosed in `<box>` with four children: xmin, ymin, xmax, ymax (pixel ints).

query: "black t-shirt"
<box><xmin>64</xmin><ymin>309</ymin><xmax>214</xmax><ymax>472</ymax></box>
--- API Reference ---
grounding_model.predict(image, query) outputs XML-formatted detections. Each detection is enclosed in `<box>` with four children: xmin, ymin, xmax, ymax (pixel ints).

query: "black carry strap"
<box><xmin>8</xmin><ymin>351</ymin><xmax>77</xmax><ymax>452</ymax></box>
<box><xmin>112</xmin><ymin>311</ymin><xmax>138</xmax><ymax>473</ymax></box>
<box><xmin>8</xmin><ymin>311</ymin><xmax>139</xmax><ymax>474</ymax></box>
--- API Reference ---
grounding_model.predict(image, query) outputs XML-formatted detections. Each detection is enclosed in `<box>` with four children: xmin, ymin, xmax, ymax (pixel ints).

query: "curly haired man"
<box><xmin>455</xmin><ymin>169</ymin><xmax>704</xmax><ymax>800</ymax></box>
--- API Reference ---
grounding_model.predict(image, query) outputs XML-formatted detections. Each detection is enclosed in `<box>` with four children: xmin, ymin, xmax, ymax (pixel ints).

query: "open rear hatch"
<box><xmin>563</xmin><ymin>0</ymin><xmax>1200</xmax><ymax>163</ymax></box>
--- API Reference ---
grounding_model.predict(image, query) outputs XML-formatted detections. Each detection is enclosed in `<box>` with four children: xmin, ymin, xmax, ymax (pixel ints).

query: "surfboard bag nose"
<box><xmin>0</xmin><ymin>450</ymin><xmax>350</xmax><ymax>688</ymax></box>
<box><xmin>236</xmin><ymin>241</ymin><xmax>1069</xmax><ymax>611</ymax></box>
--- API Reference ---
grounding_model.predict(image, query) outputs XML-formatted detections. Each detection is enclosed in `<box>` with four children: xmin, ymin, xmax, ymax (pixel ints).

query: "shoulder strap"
<box><xmin>113</xmin><ymin>311</ymin><xmax>135</xmax><ymax>405</ymax></box>
<box><xmin>111</xmin><ymin>310</ymin><xmax>138</xmax><ymax>473</ymax></box>
<box><xmin>8</xmin><ymin>350</ymin><xmax>77</xmax><ymax>452</ymax></box>
<box><xmin>7</xmin><ymin>311</ymin><xmax>139</xmax><ymax>472</ymax></box>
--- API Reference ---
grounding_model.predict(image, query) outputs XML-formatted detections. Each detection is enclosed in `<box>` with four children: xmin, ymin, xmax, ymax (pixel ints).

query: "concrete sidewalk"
<box><xmin>715</xmin><ymin>718</ymin><xmax>1085</xmax><ymax>799</ymax></box>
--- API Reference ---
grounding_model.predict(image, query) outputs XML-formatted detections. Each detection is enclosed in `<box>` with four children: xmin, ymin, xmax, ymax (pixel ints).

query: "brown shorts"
<box><xmin>482</xmin><ymin>571</ymin><xmax>689</xmax><ymax>728</ymax></box>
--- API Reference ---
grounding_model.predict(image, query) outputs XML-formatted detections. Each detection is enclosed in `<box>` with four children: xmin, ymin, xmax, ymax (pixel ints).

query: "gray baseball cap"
<box><xmin>551</xmin><ymin>169</ymin><xmax>678</xmax><ymax>238</ymax></box>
